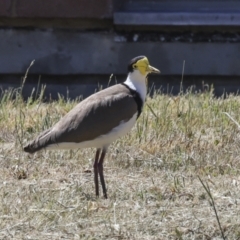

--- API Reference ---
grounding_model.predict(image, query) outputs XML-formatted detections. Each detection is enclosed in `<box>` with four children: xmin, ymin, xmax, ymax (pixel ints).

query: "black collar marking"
<box><xmin>121</xmin><ymin>83</ymin><xmax>143</xmax><ymax>119</ymax></box>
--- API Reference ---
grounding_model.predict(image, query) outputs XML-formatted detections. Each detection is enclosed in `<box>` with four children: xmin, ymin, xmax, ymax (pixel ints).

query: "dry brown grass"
<box><xmin>1</xmin><ymin>86</ymin><xmax>240</xmax><ymax>239</ymax></box>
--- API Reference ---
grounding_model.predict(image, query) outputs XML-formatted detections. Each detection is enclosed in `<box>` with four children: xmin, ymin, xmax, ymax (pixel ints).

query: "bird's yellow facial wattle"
<box><xmin>133</xmin><ymin>57</ymin><xmax>160</xmax><ymax>76</ymax></box>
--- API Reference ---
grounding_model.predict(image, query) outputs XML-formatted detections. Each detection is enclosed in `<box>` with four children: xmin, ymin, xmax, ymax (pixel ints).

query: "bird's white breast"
<box><xmin>124</xmin><ymin>71</ymin><xmax>147</xmax><ymax>102</ymax></box>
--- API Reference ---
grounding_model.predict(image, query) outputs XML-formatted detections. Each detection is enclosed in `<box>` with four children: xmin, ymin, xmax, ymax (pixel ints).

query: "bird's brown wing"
<box><xmin>24</xmin><ymin>84</ymin><xmax>138</xmax><ymax>153</ymax></box>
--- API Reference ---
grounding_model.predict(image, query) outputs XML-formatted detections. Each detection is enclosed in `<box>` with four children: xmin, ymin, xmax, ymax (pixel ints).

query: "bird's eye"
<box><xmin>133</xmin><ymin>64</ymin><xmax>137</xmax><ymax>69</ymax></box>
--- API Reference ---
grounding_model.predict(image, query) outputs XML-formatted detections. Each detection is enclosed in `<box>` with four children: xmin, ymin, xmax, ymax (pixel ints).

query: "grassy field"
<box><xmin>0</xmin><ymin>83</ymin><xmax>240</xmax><ymax>239</ymax></box>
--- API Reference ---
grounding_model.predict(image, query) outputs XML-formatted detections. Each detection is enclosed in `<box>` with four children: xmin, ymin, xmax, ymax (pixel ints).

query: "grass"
<box><xmin>0</xmin><ymin>83</ymin><xmax>240</xmax><ymax>239</ymax></box>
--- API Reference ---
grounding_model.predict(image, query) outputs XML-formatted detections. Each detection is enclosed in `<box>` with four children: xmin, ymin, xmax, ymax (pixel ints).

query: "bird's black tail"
<box><xmin>23</xmin><ymin>128</ymin><xmax>53</xmax><ymax>153</ymax></box>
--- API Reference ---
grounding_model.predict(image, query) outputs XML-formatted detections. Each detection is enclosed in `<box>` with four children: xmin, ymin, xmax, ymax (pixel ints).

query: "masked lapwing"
<box><xmin>24</xmin><ymin>56</ymin><xmax>160</xmax><ymax>198</ymax></box>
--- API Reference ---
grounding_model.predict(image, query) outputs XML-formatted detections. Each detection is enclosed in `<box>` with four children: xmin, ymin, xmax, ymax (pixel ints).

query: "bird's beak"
<box><xmin>147</xmin><ymin>65</ymin><xmax>160</xmax><ymax>74</ymax></box>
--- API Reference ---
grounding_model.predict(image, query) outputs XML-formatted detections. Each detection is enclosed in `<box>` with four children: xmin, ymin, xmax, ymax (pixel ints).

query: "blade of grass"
<box><xmin>198</xmin><ymin>176</ymin><xmax>226</xmax><ymax>240</ymax></box>
<box><xmin>222</xmin><ymin>112</ymin><xmax>240</xmax><ymax>129</ymax></box>
<box><xmin>146</xmin><ymin>103</ymin><xmax>158</xmax><ymax>119</ymax></box>
<box><xmin>20</xmin><ymin>60</ymin><xmax>35</xmax><ymax>95</ymax></box>
<box><xmin>180</xmin><ymin>60</ymin><xmax>185</xmax><ymax>94</ymax></box>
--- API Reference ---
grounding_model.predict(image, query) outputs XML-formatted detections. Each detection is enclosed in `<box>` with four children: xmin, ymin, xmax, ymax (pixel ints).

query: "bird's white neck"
<box><xmin>124</xmin><ymin>70</ymin><xmax>147</xmax><ymax>102</ymax></box>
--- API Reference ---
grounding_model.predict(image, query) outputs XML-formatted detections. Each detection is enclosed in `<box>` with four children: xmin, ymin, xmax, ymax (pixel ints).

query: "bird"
<box><xmin>24</xmin><ymin>56</ymin><xmax>160</xmax><ymax>199</ymax></box>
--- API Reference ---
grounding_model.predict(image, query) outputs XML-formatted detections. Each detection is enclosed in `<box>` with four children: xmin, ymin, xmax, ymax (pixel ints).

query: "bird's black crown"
<box><xmin>127</xmin><ymin>56</ymin><xmax>146</xmax><ymax>73</ymax></box>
